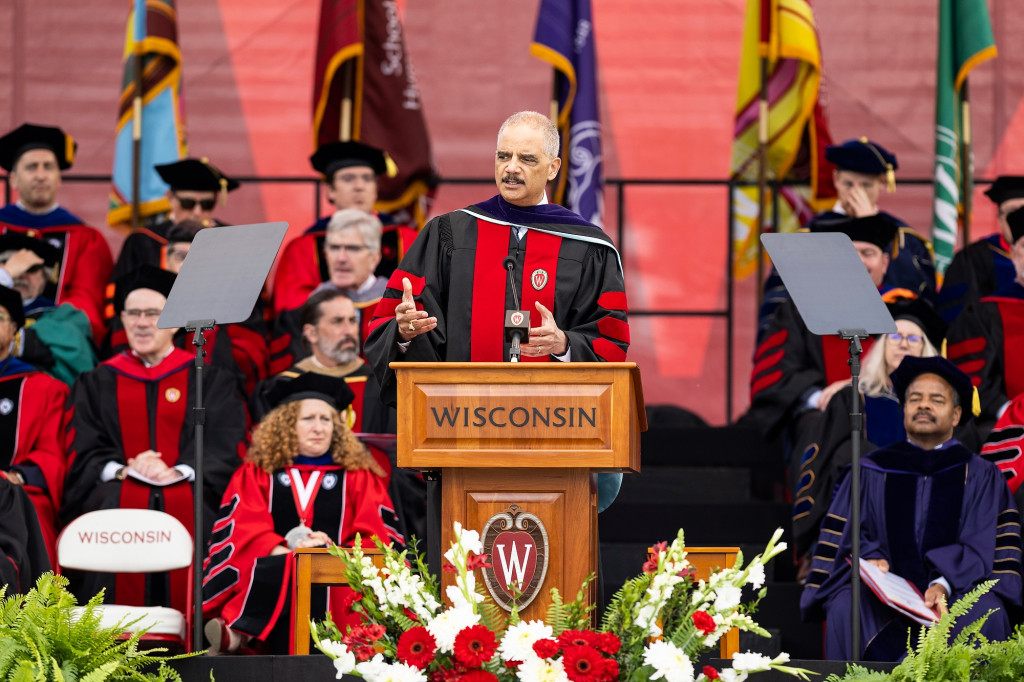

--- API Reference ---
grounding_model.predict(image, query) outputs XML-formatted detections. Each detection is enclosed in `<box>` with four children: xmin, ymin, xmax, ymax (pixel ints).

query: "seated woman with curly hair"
<box><xmin>201</xmin><ymin>372</ymin><xmax>403</xmax><ymax>654</ymax></box>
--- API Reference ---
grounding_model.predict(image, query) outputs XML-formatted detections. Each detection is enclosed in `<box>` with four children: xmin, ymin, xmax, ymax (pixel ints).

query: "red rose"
<box><xmin>557</xmin><ymin>630</ymin><xmax>598</xmax><ymax>649</ymax></box>
<box><xmin>692</xmin><ymin>610</ymin><xmax>716</xmax><ymax>636</ymax></box>
<box><xmin>532</xmin><ymin>638</ymin><xmax>561</xmax><ymax>659</ymax></box>
<box><xmin>453</xmin><ymin>624</ymin><xmax>499</xmax><ymax>667</ymax></box>
<box><xmin>460</xmin><ymin>671</ymin><xmax>499</xmax><ymax>682</ymax></box>
<box><xmin>594</xmin><ymin>632</ymin><xmax>621</xmax><ymax>655</ymax></box>
<box><xmin>397</xmin><ymin>626</ymin><xmax>437</xmax><ymax>670</ymax></box>
<box><xmin>561</xmin><ymin>645</ymin><xmax>605</xmax><ymax>682</ymax></box>
<box><xmin>505</xmin><ymin>660</ymin><xmax>523</xmax><ymax>670</ymax></box>
<box><xmin>702</xmin><ymin>666</ymin><xmax>720</xmax><ymax>680</ymax></box>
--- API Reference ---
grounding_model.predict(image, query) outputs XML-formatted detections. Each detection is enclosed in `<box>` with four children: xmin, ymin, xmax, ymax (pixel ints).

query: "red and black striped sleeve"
<box><xmin>946</xmin><ymin>299</ymin><xmax>1005</xmax><ymax>423</ymax></box>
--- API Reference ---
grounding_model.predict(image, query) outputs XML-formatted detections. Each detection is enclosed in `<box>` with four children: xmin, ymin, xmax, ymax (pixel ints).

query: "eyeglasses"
<box><xmin>123</xmin><ymin>308</ymin><xmax>163</xmax><ymax>320</ymax></box>
<box><xmin>887</xmin><ymin>333</ymin><xmax>924</xmax><ymax>345</ymax></box>
<box><xmin>326</xmin><ymin>243</ymin><xmax>369</xmax><ymax>254</ymax></box>
<box><xmin>166</xmin><ymin>248</ymin><xmax>189</xmax><ymax>263</ymax></box>
<box><xmin>174</xmin><ymin>195</ymin><xmax>216</xmax><ymax>211</ymax></box>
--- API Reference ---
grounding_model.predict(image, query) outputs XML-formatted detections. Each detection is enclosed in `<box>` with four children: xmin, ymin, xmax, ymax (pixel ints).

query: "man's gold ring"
<box><xmin>408</xmin><ymin>322</ymin><xmax>416</xmax><ymax>332</ymax></box>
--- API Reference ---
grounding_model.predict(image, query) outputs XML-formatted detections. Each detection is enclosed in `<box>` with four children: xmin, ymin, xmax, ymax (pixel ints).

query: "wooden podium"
<box><xmin>393</xmin><ymin>362</ymin><xmax>645</xmax><ymax>622</ymax></box>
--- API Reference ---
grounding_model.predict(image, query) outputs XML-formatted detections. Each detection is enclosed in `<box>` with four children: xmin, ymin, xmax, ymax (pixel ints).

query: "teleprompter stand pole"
<box><xmin>187</xmin><ymin>319</ymin><xmax>215</xmax><ymax>653</ymax></box>
<box><xmin>840</xmin><ymin>328</ymin><xmax>868</xmax><ymax>659</ymax></box>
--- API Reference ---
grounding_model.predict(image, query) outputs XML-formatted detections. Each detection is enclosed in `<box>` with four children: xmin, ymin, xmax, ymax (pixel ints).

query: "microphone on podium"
<box><xmin>503</xmin><ymin>257</ymin><xmax>530</xmax><ymax>362</ymax></box>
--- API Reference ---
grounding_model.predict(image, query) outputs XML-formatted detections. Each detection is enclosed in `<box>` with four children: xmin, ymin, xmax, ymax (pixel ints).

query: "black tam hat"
<box><xmin>825</xmin><ymin>138</ymin><xmax>898</xmax><ymax>192</ymax></box>
<box><xmin>0</xmin><ymin>123</ymin><xmax>76</xmax><ymax>172</ymax></box>
<box><xmin>113</xmin><ymin>264</ymin><xmax>177</xmax><ymax>315</ymax></box>
<box><xmin>310</xmin><ymin>141</ymin><xmax>395</xmax><ymax>180</ymax></box>
<box><xmin>267</xmin><ymin>372</ymin><xmax>356</xmax><ymax>411</ymax></box>
<box><xmin>1006</xmin><ymin>207</ymin><xmax>1024</xmax><ymax>245</ymax></box>
<box><xmin>984</xmin><ymin>176</ymin><xmax>1024</xmax><ymax>207</ymax></box>
<box><xmin>0</xmin><ymin>285</ymin><xmax>25</xmax><ymax>329</ymax></box>
<box><xmin>155</xmin><ymin>158</ymin><xmax>240</xmax><ymax>194</ymax></box>
<box><xmin>810</xmin><ymin>214</ymin><xmax>899</xmax><ymax>251</ymax></box>
<box><xmin>885</xmin><ymin>297</ymin><xmax>946</xmax><ymax>349</ymax></box>
<box><xmin>0</xmin><ymin>232</ymin><xmax>61</xmax><ymax>267</ymax></box>
<box><xmin>890</xmin><ymin>355</ymin><xmax>977</xmax><ymax>417</ymax></box>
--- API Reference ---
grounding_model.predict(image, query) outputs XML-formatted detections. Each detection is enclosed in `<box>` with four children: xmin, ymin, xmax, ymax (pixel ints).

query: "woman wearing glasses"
<box><xmin>791</xmin><ymin>297</ymin><xmax>946</xmax><ymax>574</ymax></box>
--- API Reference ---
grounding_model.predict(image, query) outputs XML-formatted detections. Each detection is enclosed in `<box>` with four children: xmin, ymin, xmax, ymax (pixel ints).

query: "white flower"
<box><xmin>444</xmin><ymin>521</ymin><xmax>484</xmax><ymax>565</ymax></box>
<box><xmin>517</xmin><ymin>655</ymin><xmax>569</xmax><ymax>682</ymax></box>
<box><xmin>332</xmin><ymin>651</ymin><xmax>357</xmax><ymax>678</ymax></box>
<box><xmin>643</xmin><ymin>640</ymin><xmax>695</xmax><ymax>682</ymax></box>
<box><xmin>498</xmin><ymin>620</ymin><xmax>553</xmax><ymax>662</ymax></box>
<box><xmin>713</xmin><ymin>585</ymin><xmax>742</xmax><ymax>612</ymax></box>
<box><xmin>426</xmin><ymin>606</ymin><xmax>480</xmax><ymax>653</ymax></box>
<box><xmin>745</xmin><ymin>562</ymin><xmax>766</xmax><ymax>590</ymax></box>
<box><xmin>717</xmin><ymin>670</ymin><xmax>747</xmax><ymax>682</ymax></box>
<box><xmin>355</xmin><ymin>654</ymin><xmax>390</xmax><ymax>682</ymax></box>
<box><xmin>730</xmin><ymin>651</ymin><xmax>773</xmax><ymax>673</ymax></box>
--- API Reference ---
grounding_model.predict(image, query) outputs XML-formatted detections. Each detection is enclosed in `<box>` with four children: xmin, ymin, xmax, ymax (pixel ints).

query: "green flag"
<box><xmin>932</xmin><ymin>0</ymin><xmax>996</xmax><ymax>275</ymax></box>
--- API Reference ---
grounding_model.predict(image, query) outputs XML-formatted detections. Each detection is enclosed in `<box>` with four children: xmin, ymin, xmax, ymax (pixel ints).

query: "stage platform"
<box><xmin>168</xmin><ymin>655</ymin><xmax>898</xmax><ymax>681</ymax></box>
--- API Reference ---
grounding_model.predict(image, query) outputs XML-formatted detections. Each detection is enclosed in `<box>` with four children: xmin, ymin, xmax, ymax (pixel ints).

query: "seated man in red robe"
<box><xmin>62</xmin><ymin>265</ymin><xmax>248</xmax><ymax>614</ymax></box>
<box><xmin>0</xmin><ymin>123</ymin><xmax>113</xmax><ymax>343</ymax></box>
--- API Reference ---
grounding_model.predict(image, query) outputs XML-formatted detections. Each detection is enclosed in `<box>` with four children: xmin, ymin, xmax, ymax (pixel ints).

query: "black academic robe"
<box><xmin>0</xmin><ymin>204</ymin><xmax>113</xmax><ymax>344</ymax></box>
<box><xmin>801</xmin><ymin>440</ymin><xmax>1023</xmax><ymax>661</ymax></box>
<box><xmin>202</xmin><ymin>459</ymin><xmax>401</xmax><ymax>653</ymax></box>
<box><xmin>757</xmin><ymin>212</ymin><xmax>936</xmax><ymax>342</ymax></box>
<box><xmin>791</xmin><ymin>387</ymin><xmax>904</xmax><ymax>557</ymax></box>
<box><xmin>364</xmin><ymin>195</ymin><xmax>629</xmax><ymax>405</ymax></box>
<box><xmin>0</xmin><ymin>479</ymin><xmax>52</xmax><ymax>593</ymax></box>
<box><xmin>937</xmin><ymin>234</ymin><xmax>1015</xmax><ymax>324</ymax></box>
<box><xmin>945</xmin><ymin>282</ymin><xmax>1024</xmax><ymax>431</ymax></box>
<box><xmin>62</xmin><ymin>348</ymin><xmax>248</xmax><ymax>612</ymax></box>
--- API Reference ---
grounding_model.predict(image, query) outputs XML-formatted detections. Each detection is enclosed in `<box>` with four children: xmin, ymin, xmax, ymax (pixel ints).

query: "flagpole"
<box><xmin>756</xmin><ymin>54</ymin><xmax>769</xmax><ymax>310</ymax></box>
<box><xmin>960</xmin><ymin>80</ymin><xmax>973</xmax><ymax>246</ymax></box>
<box><xmin>131</xmin><ymin>49</ymin><xmax>143</xmax><ymax>230</ymax></box>
<box><xmin>339</xmin><ymin>60</ymin><xmax>356</xmax><ymax>142</ymax></box>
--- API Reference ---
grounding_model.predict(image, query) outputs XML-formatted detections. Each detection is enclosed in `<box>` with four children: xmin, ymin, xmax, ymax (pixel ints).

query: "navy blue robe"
<box><xmin>800</xmin><ymin>439</ymin><xmax>1023</xmax><ymax>661</ymax></box>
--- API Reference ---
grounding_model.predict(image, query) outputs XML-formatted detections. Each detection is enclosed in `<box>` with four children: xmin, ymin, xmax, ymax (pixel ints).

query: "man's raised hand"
<box><xmin>396</xmin><ymin>277</ymin><xmax>437</xmax><ymax>342</ymax></box>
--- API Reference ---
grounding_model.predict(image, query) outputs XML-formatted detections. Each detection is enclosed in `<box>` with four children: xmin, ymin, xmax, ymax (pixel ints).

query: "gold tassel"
<box><xmin>886</xmin><ymin>165</ymin><xmax>896</xmax><ymax>193</ymax></box>
<box><xmin>65</xmin><ymin>134</ymin><xmax>76</xmax><ymax>166</ymax></box>
<box><xmin>344</xmin><ymin>405</ymin><xmax>356</xmax><ymax>430</ymax></box>
<box><xmin>941</xmin><ymin>338</ymin><xmax>947</xmax><ymax>358</ymax></box>
<box><xmin>384</xmin><ymin>152</ymin><xmax>399</xmax><ymax>178</ymax></box>
<box><xmin>971</xmin><ymin>386</ymin><xmax>981</xmax><ymax>418</ymax></box>
<box><xmin>219</xmin><ymin>178</ymin><xmax>228</xmax><ymax>206</ymax></box>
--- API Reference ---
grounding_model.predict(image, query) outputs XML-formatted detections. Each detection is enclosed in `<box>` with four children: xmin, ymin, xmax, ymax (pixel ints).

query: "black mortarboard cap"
<box><xmin>885</xmin><ymin>297</ymin><xmax>947</xmax><ymax>349</ymax></box>
<box><xmin>983</xmin><ymin>176</ymin><xmax>1024</xmax><ymax>206</ymax></box>
<box><xmin>825</xmin><ymin>138</ymin><xmax>898</xmax><ymax>191</ymax></box>
<box><xmin>1007</xmin><ymin>207</ymin><xmax>1024</xmax><ymax>245</ymax></box>
<box><xmin>0</xmin><ymin>285</ymin><xmax>25</xmax><ymax>329</ymax></box>
<box><xmin>0</xmin><ymin>232</ymin><xmax>61</xmax><ymax>267</ymax></box>
<box><xmin>113</xmin><ymin>264</ymin><xmax>177</xmax><ymax>314</ymax></box>
<box><xmin>809</xmin><ymin>214</ymin><xmax>899</xmax><ymax>251</ymax></box>
<box><xmin>310</xmin><ymin>141</ymin><xmax>394</xmax><ymax>179</ymax></box>
<box><xmin>0</xmin><ymin>123</ymin><xmax>76</xmax><ymax>172</ymax></box>
<box><xmin>266</xmin><ymin>371</ymin><xmax>356</xmax><ymax>411</ymax></box>
<box><xmin>154</xmin><ymin>158</ymin><xmax>240</xmax><ymax>194</ymax></box>
<box><xmin>890</xmin><ymin>355</ymin><xmax>976</xmax><ymax>417</ymax></box>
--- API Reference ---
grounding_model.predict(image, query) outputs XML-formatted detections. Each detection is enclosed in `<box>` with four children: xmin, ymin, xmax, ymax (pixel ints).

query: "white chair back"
<box><xmin>58</xmin><ymin>509</ymin><xmax>193</xmax><ymax>573</ymax></box>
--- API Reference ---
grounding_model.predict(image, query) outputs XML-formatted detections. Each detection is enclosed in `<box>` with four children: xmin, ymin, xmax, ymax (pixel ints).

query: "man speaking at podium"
<box><xmin>364</xmin><ymin>111</ymin><xmax>629</xmax><ymax>399</ymax></box>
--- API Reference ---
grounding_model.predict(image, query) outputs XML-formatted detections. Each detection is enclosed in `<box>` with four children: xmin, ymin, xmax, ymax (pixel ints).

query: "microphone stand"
<box><xmin>504</xmin><ymin>257</ymin><xmax>523</xmax><ymax>363</ymax></box>
<box><xmin>840</xmin><ymin>328</ymin><xmax>867</xmax><ymax>658</ymax></box>
<box><xmin>186</xmin><ymin>318</ymin><xmax>215</xmax><ymax>653</ymax></box>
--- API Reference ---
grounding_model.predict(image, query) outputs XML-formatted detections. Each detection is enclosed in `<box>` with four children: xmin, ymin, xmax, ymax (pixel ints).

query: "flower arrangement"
<box><xmin>311</xmin><ymin>523</ymin><xmax>811</xmax><ymax>682</ymax></box>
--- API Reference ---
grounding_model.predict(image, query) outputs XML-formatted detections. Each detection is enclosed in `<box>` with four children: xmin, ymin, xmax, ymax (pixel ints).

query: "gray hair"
<box><xmin>325</xmin><ymin>208</ymin><xmax>382</xmax><ymax>254</ymax></box>
<box><xmin>497</xmin><ymin>111</ymin><xmax>560</xmax><ymax>160</ymax></box>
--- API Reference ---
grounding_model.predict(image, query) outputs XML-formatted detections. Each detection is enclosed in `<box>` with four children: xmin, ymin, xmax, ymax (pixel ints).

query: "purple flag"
<box><xmin>531</xmin><ymin>0</ymin><xmax>604</xmax><ymax>227</ymax></box>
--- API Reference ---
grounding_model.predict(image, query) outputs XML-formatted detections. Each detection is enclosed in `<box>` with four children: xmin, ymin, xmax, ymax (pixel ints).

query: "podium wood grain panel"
<box><xmin>442</xmin><ymin>468</ymin><xmax>596</xmax><ymax>625</ymax></box>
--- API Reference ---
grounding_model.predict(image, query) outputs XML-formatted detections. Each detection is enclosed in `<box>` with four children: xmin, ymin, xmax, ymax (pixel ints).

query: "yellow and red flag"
<box><xmin>730</xmin><ymin>0</ymin><xmax>833</xmax><ymax>278</ymax></box>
